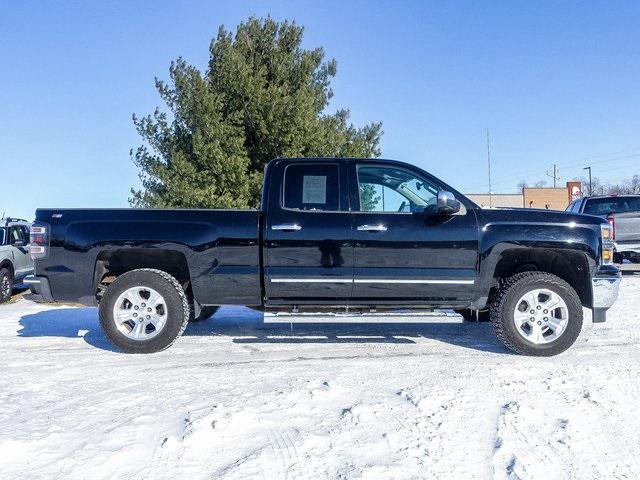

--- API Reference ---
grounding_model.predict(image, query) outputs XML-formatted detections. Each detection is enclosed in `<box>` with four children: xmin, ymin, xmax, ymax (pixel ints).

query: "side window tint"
<box><xmin>357</xmin><ymin>165</ymin><xmax>439</xmax><ymax>212</ymax></box>
<box><xmin>283</xmin><ymin>163</ymin><xmax>340</xmax><ymax>211</ymax></box>
<box><xmin>9</xmin><ymin>226</ymin><xmax>28</xmax><ymax>243</ymax></box>
<box><xmin>10</xmin><ymin>227</ymin><xmax>21</xmax><ymax>243</ymax></box>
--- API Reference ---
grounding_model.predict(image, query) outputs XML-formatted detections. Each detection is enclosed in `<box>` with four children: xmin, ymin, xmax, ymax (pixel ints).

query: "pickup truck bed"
<box><xmin>33</xmin><ymin>208</ymin><xmax>262</xmax><ymax>306</ymax></box>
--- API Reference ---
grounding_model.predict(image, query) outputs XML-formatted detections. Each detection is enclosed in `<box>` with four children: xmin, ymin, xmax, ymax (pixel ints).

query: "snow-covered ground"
<box><xmin>1</xmin><ymin>278</ymin><xmax>640</xmax><ymax>480</ymax></box>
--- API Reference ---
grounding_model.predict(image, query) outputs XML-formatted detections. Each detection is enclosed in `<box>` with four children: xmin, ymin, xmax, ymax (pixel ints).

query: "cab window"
<box><xmin>10</xmin><ymin>226</ymin><xmax>27</xmax><ymax>244</ymax></box>
<box><xmin>356</xmin><ymin>164</ymin><xmax>438</xmax><ymax>212</ymax></box>
<box><xmin>283</xmin><ymin>163</ymin><xmax>340</xmax><ymax>211</ymax></box>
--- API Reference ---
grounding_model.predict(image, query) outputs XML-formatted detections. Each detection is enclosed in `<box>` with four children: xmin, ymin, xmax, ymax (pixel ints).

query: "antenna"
<box><xmin>486</xmin><ymin>128</ymin><xmax>492</xmax><ymax>207</ymax></box>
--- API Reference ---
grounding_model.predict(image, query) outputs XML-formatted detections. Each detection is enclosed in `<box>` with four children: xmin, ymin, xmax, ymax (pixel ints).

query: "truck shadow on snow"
<box><xmin>17</xmin><ymin>306</ymin><xmax>511</xmax><ymax>354</ymax></box>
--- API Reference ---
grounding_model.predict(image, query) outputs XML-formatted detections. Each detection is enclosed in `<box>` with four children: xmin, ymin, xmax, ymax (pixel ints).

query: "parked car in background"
<box><xmin>0</xmin><ymin>217</ymin><xmax>34</xmax><ymax>303</ymax></box>
<box><xmin>27</xmin><ymin>157</ymin><xmax>620</xmax><ymax>356</ymax></box>
<box><xmin>567</xmin><ymin>195</ymin><xmax>640</xmax><ymax>266</ymax></box>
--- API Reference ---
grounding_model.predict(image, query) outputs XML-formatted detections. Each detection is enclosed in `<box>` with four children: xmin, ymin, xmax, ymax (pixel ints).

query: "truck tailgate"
<box><xmin>612</xmin><ymin>211</ymin><xmax>640</xmax><ymax>244</ymax></box>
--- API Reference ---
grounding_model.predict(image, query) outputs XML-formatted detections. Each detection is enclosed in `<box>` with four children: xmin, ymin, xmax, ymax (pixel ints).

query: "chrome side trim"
<box><xmin>357</xmin><ymin>224</ymin><xmax>388</xmax><ymax>232</ymax></box>
<box><xmin>270</xmin><ymin>278</ymin><xmax>474</xmax><ymax>284</ymax></box>
<box><xmin>271</xmin><ymin>278</ymin><xmax>352</xmax><ymax>283</ymax></box>
<box><xmin>354</xmin><ymin>279</ymin><xmax>474</xmax><ymax>284</ymax></box>
<box><xmin>23</xmin><ymin>275</ymin><xmax>41</xmax><ymax>285</ymax></box>
<box><xmin>271</xmin><ymin>224</ymin><xmax>302</xmax><ymax>231</ymax></box>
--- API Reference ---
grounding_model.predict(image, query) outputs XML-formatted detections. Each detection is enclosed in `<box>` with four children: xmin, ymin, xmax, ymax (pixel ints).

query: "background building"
<box><xmin>466</xmin><ymin>181</ymin><xmax>582</xmax><ymax>210</ymax></box>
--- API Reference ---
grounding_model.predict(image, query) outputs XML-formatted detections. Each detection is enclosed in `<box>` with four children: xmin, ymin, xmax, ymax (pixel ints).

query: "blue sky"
<box><xmin>1</xmin><ymin>1</ymin><xmax>639</xmax><ymax>219</ymax></box>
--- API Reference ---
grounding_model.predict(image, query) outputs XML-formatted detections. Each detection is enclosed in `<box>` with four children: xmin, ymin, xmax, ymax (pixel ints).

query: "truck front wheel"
<box><xmin>490</xmin><ymin>272</ymin><xmax>583</xmax><ymax>356</ymax></box>
<box><xmin>99</xmin><ymin>269</ymin><xmax>190</xmax><ymax>353</ymax></box>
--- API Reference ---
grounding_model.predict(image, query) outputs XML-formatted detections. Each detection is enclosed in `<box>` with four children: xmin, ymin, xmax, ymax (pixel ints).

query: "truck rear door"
<box><xmin>263</xmin><ymin>159</ymin><xmax>353</xmax><ymax>304</ymax></box>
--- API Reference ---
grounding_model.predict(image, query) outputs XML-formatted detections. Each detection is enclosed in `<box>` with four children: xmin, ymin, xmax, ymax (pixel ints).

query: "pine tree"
<box><xmin>131</xmin><ymin>16</ymin><xmax>382</xmax><ymax>208</ymax></box>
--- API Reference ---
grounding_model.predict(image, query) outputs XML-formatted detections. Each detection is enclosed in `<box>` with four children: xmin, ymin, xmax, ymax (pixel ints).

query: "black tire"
<box><xmin>490</xmin><ymin>272</ymin><xmax>583</xmax><ymax>356</ymax></box>
<box><xmin>99</xmin><ymin>269</ymin><xmax>189</xmax><ymax>353</ymax></box>
<box><xmin>454</xmin><ymin>308</ymin><xmax>490</xmax><ymax>322</ymax></box>
<box><xmin>0</xmin><ymin>267</ymin><xmax>13</xmax><ymax>304</ymax></box>
<box><xmin>189</xmin><ymin>305</ymin><xmax>220</xmax><ymax>322</ymax></box>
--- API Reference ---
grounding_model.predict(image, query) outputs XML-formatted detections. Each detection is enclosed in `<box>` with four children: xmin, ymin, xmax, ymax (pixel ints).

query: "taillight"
<box><xmin>607</xmin><ymin>217</ymin><xmax>616</xmax><ymax>241</ymax></box>
<box><xmin>30</xmin><ymin>223</ymin><xmax>50</xmax><ymax>259</ymax></box>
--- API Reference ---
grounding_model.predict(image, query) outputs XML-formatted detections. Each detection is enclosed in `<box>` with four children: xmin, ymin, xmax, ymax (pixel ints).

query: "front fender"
<box><xmin>476</xmin><ymin>219</ymin><xmax>600</xmax><ymax>304</ymax></box>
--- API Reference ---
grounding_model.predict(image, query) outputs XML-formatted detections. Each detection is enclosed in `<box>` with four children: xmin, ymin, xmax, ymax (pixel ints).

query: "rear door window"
<box><xmin>283</xmin><ymin>163</ymin><xmax>340</xmax><ymax>211</ymax></box>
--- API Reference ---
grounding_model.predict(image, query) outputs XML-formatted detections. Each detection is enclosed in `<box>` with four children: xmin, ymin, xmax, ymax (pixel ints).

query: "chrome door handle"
<box><xmin>271</xmin><ymin>223</ymin><xmax>302</xmax><ymax>231</ymax></box>
<box><xmin>357</xmin><ymin>224</ymin><xmax>387</xmax><ymax>232</ymax></box>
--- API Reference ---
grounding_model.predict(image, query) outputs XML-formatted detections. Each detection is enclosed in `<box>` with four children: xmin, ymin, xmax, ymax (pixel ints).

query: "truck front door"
<box><xmin>263</xmin><ymin>160</ymin><xmax>353</xmax><ymax>304</ymax></box>
<box><xmin>349</xmin><ymin>161</ymin><xmax>479</xmax><ymax>305</ymax></box>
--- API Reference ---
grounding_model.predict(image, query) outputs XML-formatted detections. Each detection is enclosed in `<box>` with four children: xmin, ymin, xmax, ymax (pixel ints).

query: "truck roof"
<box><xmin>1</xmin><ymin>217</ymin><xmax>30</xmax><ymax>227</ymax></box>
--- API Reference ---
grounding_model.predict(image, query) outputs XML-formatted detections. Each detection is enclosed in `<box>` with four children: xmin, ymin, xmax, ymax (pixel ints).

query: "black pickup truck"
<box><xmin>26</xmin><ymin>157</ymin><xmax>621</xmax><ymax>356</ymax></box>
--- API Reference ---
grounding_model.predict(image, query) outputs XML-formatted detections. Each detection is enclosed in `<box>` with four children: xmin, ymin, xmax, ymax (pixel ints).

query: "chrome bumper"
<box><xmin>591</xmin><ymin>274</ymin><xmax>621</xmax><ymax>309</ymax></box>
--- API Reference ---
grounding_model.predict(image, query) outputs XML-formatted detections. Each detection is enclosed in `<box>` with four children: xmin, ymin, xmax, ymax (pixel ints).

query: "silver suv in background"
<box><xmin>0</xmin><ymin>218</ymin><xmax>34</xmax><ymax>303</ymax></box>
<box><xmin>567</xmin><ymin>195</ymin><xmax>640</xmax><ymax>268</ymax></box>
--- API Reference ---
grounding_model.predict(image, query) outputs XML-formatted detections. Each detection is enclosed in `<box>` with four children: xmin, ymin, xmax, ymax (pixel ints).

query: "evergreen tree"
<box><xmin>131</xmin><ymin>16</ymin><xmax>382</xmax><ymax>208</ymax></box>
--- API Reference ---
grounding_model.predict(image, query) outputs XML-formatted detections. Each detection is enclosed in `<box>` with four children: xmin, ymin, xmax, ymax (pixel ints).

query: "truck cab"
<box><xmin>262</xmin><ymin>158</ymin><xmax>478</xmax><ymax>307</ymax></box>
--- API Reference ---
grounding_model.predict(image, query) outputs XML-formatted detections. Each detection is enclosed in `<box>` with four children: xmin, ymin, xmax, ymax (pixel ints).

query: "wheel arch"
<box><xmin>93</xmin><ymin>248</ymin><xmax>192</xmax><ymax>302</ymax></box>
<box><xmin>481</xmin><ymin>247</ymin><xmax>592</xmax><ymax>307</ymax></box>
<box><xmin>0</xmin><ymin>259</ymin><xmax>14</xmax><ymax>276</ymax></box>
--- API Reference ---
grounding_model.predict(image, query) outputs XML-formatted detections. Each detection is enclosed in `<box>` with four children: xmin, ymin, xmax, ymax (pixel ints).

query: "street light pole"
<box><xmin>583</xmin><ymin>166</ymin><xmax>592</xmax><ymax>196</ymax></box>
<box><xmin>486</xmin><ymin>129</ymin><xmax>492</xmax><ymax>207</ymax></box>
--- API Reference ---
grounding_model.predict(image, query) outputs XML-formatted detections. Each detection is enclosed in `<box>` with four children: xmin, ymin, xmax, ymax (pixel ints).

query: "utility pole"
<box><xmin>583</xmin><ymin>166</ymin><xmax>592</xmax><ymax>196</ymax></box>
<box><xmin>486</xmin><ymin>128</ymin><xmax>492</xmax><ymax>207</ymax></box>
<box><xmin>546</xmin><ymin>164</ymin><xmax>560</xmax><ymax>188</ymax></box>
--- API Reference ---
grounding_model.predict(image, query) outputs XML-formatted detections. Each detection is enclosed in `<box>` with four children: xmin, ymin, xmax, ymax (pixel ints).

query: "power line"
<box><xmin>462</xmin><ymin>151</ymin><xmax>640</xmax><ymax>191</ymax></box>
<box><xmin>546</xmin><ymin>164</ymin><xmax>560</xmax><ymax>188</ymax></box>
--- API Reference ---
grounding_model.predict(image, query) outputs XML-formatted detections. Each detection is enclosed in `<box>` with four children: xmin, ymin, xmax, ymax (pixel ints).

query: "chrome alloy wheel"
<box><xmin>513</xmin><ymin>288</ymin><xmax>569</xmax><ymax>344</ymax></box>
<box><xmin>112</xmin><ymin>286</ymin><xmax>168</xmax><ymax>341</ymax></box>
<box><xmin>1</xmin><ymin>275</ymin><xmax>10</xmax><ymax>298</ymax></box>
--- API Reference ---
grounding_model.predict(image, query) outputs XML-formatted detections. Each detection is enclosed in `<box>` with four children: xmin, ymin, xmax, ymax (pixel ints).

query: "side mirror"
<box><xmin>13</xmin><ymin>239</ymin><xmax>25</xmax><ymax>247</ymax></box>
<box><xmin>436</xmin><ymin>191</ymin><xmax>461</xmax><ymax>215</ymax></box>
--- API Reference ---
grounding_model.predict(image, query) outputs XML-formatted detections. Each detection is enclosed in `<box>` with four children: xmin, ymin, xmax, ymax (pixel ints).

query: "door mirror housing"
<box><xmin>436</xmin><ymin>191</ymin><xmax>461</xmax><ymax>215</ymax></box>
<box><xmin>13</xmin><ymin>239</ymin><xmax>25</xmax><ymax>247</ymax></box>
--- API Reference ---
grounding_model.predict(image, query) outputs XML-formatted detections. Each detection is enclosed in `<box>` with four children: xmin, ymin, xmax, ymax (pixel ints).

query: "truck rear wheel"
<box><xmin>0</xmin><ymin>267</ymin><xmax>13</xmax><ymax>303</ymax></box>
<box><xmin>99</xmin><ymin>269</ymin><xmax>189</xmax><ymax>353</ymax></box>
<box><xmin>490</xmin><ymin>272</ymin><xmax>582</xmax><ymax>356</ymax></box>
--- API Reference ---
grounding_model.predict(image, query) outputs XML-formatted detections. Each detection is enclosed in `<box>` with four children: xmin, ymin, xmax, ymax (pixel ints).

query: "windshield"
<box><xmin>583</xmin><ymin>196</ymin><xmax>640</xmax><ymax>215</ymax></box>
